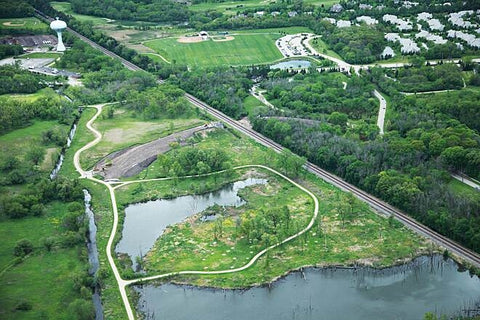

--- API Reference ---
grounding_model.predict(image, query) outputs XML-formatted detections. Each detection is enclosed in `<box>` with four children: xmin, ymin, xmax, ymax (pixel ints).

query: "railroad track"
<box><xmin>36</xmin><ymin>9</ymin><xmax>480</xmax><ymax>268</ymax></box>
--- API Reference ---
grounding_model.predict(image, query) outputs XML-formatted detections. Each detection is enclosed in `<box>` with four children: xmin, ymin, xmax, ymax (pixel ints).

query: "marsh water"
<box><xmin>271</xmin><ymin>60</ymin><xmax>311</xmax><ymax>70</ymax></box>
<box><xmin>135</xmin><ymin>255</ymin><xmax>480</xmax><ymax>320</ymax></box>
<box><xmin>116</xmin><ymin>178</ymin><xmax>267</xmax><ymax>269</ymax></box>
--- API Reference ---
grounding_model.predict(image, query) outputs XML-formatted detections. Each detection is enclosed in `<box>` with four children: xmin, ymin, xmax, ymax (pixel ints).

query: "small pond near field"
<box><xmin>270</xmin><ymin>60</ymin><xmax>311</xmax><ymax>70</ymax></box>
<box><xmin>134</xmin><ymin>255</ymin><xmax>480</xmax><ymax>320</ymax></box>
<box><xmin>116</xmin><ymin>178</ymin><xmax>267</xmax><ymax>269</ymax></box>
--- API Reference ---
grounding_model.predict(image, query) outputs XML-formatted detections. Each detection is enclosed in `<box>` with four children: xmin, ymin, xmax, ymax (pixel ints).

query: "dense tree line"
<box><xmin>0</xmin><ymin>0</ymin><xmax>34</xmax><ymax>18</ymax></box>
<box><xmin>157</xmin><ymin>147</ymin><xmax>230</xmax><ymax>177</ymax></box>
<box><xmin>0</xmin><ymin>89</ymin><xmax>77</xmax><ymax>134</ymax></box>
<box><xmin>0</xmin><ymin>44</ymin><xmax>24</xmax><ymax>59</ymax></box>
<box><xmin>71</xmin><ymin>0</ymin><xmax>190</xmax><ymax>23</ymax></box>
<box><xmin>382</xmin><ymin>64</ymin><xmax>464</xmax><ymax>93</ymax></box>
<box><xmin>0</xmin><ymin>177</ymin><xmax>83</xmax><ymax>219</ymax></box>
<box><xmin>262</xmin><ymin>72</ymin><xmax>376</xmax><ymax>120</ymax></box>
<box><xmin>122</xmin><ymin>84</ymin><xmax>191</xmax><ymax>119</ymax></box>
<box><xmin>171</xmin><ymin>67</ymin><xmax>252</xmax><ymax>119</ymax></box>
<box><xmin>320</xmin><ymin>24</ymin><xmax>386</xmax><ymax>64</ymax></box>
<box><xmin>0</xmin><ymin>65</ymin><xmax>50</xmax><ymax>94</ymax></box>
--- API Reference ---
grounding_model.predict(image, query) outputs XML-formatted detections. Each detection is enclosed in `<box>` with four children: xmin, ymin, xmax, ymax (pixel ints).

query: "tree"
<box><xmin>14</xmin><ymin>239</ymin><xmax>33</xmax><ymax>257</ymax></box>
<box><xmin>67</xmin><ymin>299</ymin><xmax>95</xmax><ymax>320</ymax></box>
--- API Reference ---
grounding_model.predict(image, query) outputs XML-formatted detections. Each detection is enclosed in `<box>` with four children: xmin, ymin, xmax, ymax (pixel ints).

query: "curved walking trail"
<box><xmin>374</xmin><ymin>90</ymin><xmax>387</xmax><ymax>135</ymax></box>
<box><xmin>74</xmin><ymin>104</ymin><xmax>320</xmax><ymax>319</ymax></box>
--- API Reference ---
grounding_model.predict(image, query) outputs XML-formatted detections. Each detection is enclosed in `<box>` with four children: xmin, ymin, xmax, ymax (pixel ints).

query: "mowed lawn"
<box><xmin>0</xmin><ymin>17</ymin><xmax>47</xmax><ymax>31</ymax></box>
<box><xmin>145</xmin><ymin>34</ymin><xmax>283</xmax><ymax>67</ymax></box>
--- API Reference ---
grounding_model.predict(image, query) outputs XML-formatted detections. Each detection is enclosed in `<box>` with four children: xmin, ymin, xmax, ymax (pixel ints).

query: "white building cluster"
<box><xmin>448</xmin><ymin>11</ymin><xmax>478</xmax><ymax>28</ymax></box>
<box><xmin>385</xmin><ymin>33</ymin><xmax>420</xmax><ymax>53</ymax></box>
<box><xmin>447</xmin><ymin>30</ymin><xmax>480</xmax><ymax>48</ymax></box>
<box><xmin>356</xmin><ymin>16</ymin><xmax>378</xmax><ymax>25</ymax></box>
<box><xmin>383</xmin><ymin>14</ymin><xmax>413</xmax><ymax>31</ymax></box>
<box><xmin>337</xmin><ymin>20</ymin><xmax>352</xmax><ymax>28</ymax></box>
<box><xmin>416</xmin><ymin>30</ymin><xmax>447</xmax><ymax>44</ymax></box>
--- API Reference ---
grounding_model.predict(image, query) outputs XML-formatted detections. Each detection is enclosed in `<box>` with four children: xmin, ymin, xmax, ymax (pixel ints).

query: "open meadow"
<box><xmin>144</xmin><ymin>33</ymin><xmax>283</xmax><ymax>67</ymax></box>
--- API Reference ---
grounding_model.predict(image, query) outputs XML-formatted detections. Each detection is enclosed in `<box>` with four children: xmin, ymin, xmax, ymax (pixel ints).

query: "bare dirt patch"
<box><xmin>211</xmin><ymin>36</ymin><xmax>235</xmax><ymax>42</ymax></box>
<box><xmin>106</xmin><ymin>29</ymin><xmax>138</xmax><ymax>41</ymax></box>
<box><xmin>178</xmin><ymin>36</ymin><xmax>205</xmax><ymax>43</ymax></box>
<box><xmin>2</xmin><ymin>21</ymin><xmax>26</xmax><ymax>27</ymax></box>
<box><xmin>125</xmin><ymin>43</ymin><xmax>155</xmax><ymax>53</ymax></box>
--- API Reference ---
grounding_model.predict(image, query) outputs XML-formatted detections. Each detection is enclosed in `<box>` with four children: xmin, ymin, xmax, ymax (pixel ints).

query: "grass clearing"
<box><xmin>0</xmin><ymin>119</ymin><xmax>67</xmax><ymax>170</ymax></box>
<box><xmin>448</xmin><ymin>178</ymin><xmax>480</xmax><ymax>198</ymax></box>
<box><xmin>50</xmin><ymin>1</ymin><xmax>112</xmax><ymax>25</ymax></box>
<box><xmin>0</xmin><ymin>88</ymin><xmax>55</xmax><ymax>102</ymax></box>
<box><xmin>0</xmin><ymin>201</ymin><xmax>86</xmax><ymax>319</ymax></box>
<box><xmin>80</xmin><ymin>106</ymin><xmax>206</xmax><ymax>170</ymax></box>
<box><xmin>144</xmin><ymin>33</ymin><xmax>283</xmax><ymax>67</ymax></box>
<box><xmin>309</xmin><ymin>37</ymin><xmax>342</xmax><ymax>60</ymax></box>
<box><xmin>243</xmin><ymin>95</ymin><xmax>265</xmax><ymax>114</ymax></box>
<box><xmin>20</xmin><ymin>52</ymin><xmax>63</xmax><ymax>59</ymax></box>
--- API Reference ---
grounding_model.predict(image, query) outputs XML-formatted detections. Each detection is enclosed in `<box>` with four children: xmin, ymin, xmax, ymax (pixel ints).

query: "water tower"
<box><xmin>50</xmin><ymin>18</ymin><xmax>67</xmax><ymax>52</ymax></box>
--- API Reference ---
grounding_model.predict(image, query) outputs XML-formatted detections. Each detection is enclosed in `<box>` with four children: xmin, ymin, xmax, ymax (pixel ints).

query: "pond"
<box><xmin>116</xmin><ymin>178</ymin><xmax>267</xmax><ymax>269</ymax></box>
<box><xmin>270</xmin><ymin>60</ymin><xmax>311</xmax><ymax>70</ymax></box>
<box><xmin>134</xmin><ymin>255</ymin><xmax>480</xmax><ymax>320</ymax></box>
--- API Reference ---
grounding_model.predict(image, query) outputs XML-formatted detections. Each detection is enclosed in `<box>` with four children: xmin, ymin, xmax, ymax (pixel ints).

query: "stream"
<box><xmin>134</xmin><ymin>255</ymin><xmax>480</xmax><ymax>320</ymax></box>
<box><xmin>84</xmin><ymin>189</ymin><xmax>104</xmax><ymax>320</ymax></box>
<box><xmin>49</xmin><ymin>122</ymin><xmax>77</xmax><ymax>179</ymax></box>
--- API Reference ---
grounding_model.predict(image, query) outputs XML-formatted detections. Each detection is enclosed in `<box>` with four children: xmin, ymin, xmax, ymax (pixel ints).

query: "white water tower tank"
<box><xmin>50</xmin><ymin>18</ymin><xmax>67</xmax><ymax>52</ymax></box>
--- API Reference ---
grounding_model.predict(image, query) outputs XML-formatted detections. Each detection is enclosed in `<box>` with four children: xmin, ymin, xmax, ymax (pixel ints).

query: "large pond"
<box><xmin>116</xmin><ymin>178</ymin><xmax>267</xmax><ymax>268</ymax></box>
<box><xmin>270</xmin><ymin>60</ymin><xmax>311</xmax><ymax>70</ymax></box>
<box><xmin>134</xmin><ymin>255</ymin><xmax>480</xmax><ymax>320</ymax></box>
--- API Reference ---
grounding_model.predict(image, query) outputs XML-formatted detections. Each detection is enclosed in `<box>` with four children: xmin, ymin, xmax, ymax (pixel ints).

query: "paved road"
<box><xmin>374</xmin><ymin>90</ymin><xmax>387</xmax><ymax>135</ymax></box>
<box><xmin>452</xmin><ymin>173</ymin><xmax>480</xmax><ymax>190</ymax></box>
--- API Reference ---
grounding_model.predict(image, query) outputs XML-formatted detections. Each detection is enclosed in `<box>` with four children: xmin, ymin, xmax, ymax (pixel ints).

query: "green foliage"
<box><xmin>321</xmin><ymin>25</ymin><xmax>386</xmax><ymax>64</ymax></box>
<box><xmin>0</xmin><ymin>65</ymin><xmax>51</xmax><ymax>95</ymax></box>
<box><xmin>171</xmin><ymin>67</ymin><xmax>252</xmax><ymax>119</ymax></box>
<box><xmin>122</xmin><ymin>84</ymin><xmax>189</xmax><ymax>119</ymax></box>
<box><xmin>67</xmin><ymin>298</ymin><xmax>95</xmax><ymax>320</ymax></box>
<box><xmin>13</xmin><ymin>238</ymin><xmax>33</xmax><ymax>257</ymax></box>
<box><xmin>0</xmin><ymin>44</ymin><xmax>23</xmax><ymax>59</ymax></box>
<box><xmin>0</xmin><ymin>1</ymin><xmax>34</xmax><ymax>18</ymax></box>
<box><xmin>158</xmin><ymin>146</ymin><xmax>230</xmax><ymax>176</ymax></box>
<box><xmin>0</xmin><ymin>89</ymin><xmax>76</xmax><ymax>135</ymax></box>
<box><xmin>70</xmin><ymin>0</ymin><xmax>190</xmax><ymax>23</ymax></box>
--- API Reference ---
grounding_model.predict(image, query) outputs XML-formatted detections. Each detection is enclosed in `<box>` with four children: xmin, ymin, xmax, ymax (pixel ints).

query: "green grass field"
<box><xmin>21</xmin><ymin>52</ymin><xmax>63</xmax><ymax>59</ymax></box>
<box><xmin>50</xmin><ymin>1</ymin><xmax>112</xmax><ymax>25</ymax></box>
<box><xmin>0</xmin><ymin>17</ymin><xmax>47</xmax><ymax>31</ymax></box>
<box><xmin>0</xmin><ymin>202</ymin><xmax>86</xmax><ymax>319</ymax></box>
<box><xmin>144</xmin><ymin>34</ymin><xmax>283</xmax><ymax>67</ymax></box>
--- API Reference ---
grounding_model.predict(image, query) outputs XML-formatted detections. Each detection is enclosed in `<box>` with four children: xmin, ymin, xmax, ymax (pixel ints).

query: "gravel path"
<box><xmin>95</xmin><ymin>125</ymin><xmax>208</xmax><ymax>179</ymax></box>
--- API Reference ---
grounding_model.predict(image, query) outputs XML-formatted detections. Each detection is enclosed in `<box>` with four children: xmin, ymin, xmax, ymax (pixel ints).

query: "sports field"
<box><xmin>144</xmin><ymin>33</ymin><xmax>283</xmax><ymax>67</ymax></box>
<box><xmin>0</xmin><ymin>17</ymin><xmax>46</xmax><ymax>31</ymax></box>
